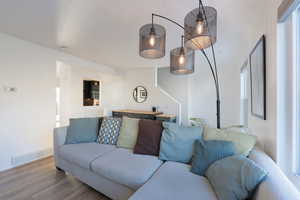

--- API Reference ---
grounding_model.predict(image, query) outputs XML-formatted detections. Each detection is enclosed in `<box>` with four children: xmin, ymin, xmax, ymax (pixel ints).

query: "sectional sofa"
<box><xmin>54</xmin><ymin>126</ymin><xmax>300</xmax><ymax>200</ymax></box>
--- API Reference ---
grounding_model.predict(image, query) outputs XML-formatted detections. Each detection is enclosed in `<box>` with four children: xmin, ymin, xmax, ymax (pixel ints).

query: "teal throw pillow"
<box><xmin>65</xmin><ymin>118</ymin><xmax>100</xmax><ymax>144</ymax></box>
<box><xmin>191</xmin><ymin>140</ymin><xmax>235</xmax><ymax>176</ymax></box>
<box><xmin>159</xmin><ymin>122</ymin><xmax>203</xmax><ymax>163</ymax></box>
<box><xmin>205</xmin><ymin>155</ymin><xmax>268</xmax><ymax>200</ymax></box>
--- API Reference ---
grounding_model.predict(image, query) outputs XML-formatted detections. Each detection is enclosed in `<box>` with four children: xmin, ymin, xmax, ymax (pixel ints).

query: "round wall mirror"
<box><xmin>133</xmin><ymin>86</ymin><xmax>148</xmax><ymax>103</ymax></box>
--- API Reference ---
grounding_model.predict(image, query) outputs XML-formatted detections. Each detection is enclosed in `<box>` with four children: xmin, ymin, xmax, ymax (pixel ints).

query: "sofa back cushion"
<box><xmin>159</xmin><ymin>122</ymin><xmax>203</xmax><ymax>164</ymax></box>
<box><xmin>98</xmin><ymin>117</ymin><xmax>122</xmax><ymax>145</ymax></box>
<box><xmin>134</xmin><ymin>119</ymin><xmax>163</xmax><ymax>156</ymax></box>
<box><xmin>204</xmin><ymin>127</ymin><xmax>256</xmax><ymax>156</ymax></box>
<box><xmin>65</xmin><ymin>117</ymin><xmax>100</xmax><ymax>144</ymax></box>
<box><xmin>117</xmin><ymin>117</ymin><xmax>140</xmax><ymax>149</ymax></box>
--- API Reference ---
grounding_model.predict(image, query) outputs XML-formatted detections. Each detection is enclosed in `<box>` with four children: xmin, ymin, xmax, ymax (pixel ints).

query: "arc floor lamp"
<box><xmin>139</xmin><ymin>0</ymin><xmax>221</xmax><ymax>128</ymax></box>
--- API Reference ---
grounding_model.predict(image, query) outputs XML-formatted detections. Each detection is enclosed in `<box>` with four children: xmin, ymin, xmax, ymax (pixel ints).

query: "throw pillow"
<box><xmin>205</xmin><ymin>155</ymin><xmax>268</xmax><ymax>200</ymax></box>
<box><xmin>134</xmin><ymin>119</ymin><xmax>163</xmax><ymax>156</ymax></box>
<box><xmin>65</xmin><ymin>118</ymin><xmax>100</xmax><ymax>144</ymax></box>
<box><xmin>117</xmin><ymin>117</ymin><xmax>140</xmax><ymax>149</ymax></box>
<box><xmin>204</xmin><ymin>127</ymin><xmax>256</xmax><ymax>156</ymax></box>
<box><xmin>98</xmin><ymin>117</ymin><xmax>122</xmax><ymax>145</ymax></box>
<box><xmin>191</xmin><ymin>140</ymin><xmax>236</xmax><ymax>176</ymax></box>
<box><xmin>159</xmin><ymin>122</ymin><xmax>203</xmax><ymax>163</ymax></box>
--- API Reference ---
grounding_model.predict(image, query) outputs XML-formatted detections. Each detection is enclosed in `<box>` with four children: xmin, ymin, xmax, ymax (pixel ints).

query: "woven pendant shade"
<box><xmin>184</xmin><ymin>7</ymin><xmax>217</xmax><ymax>50</ymax></box>
<box><xmin>170</xmin><ymin>47</ymin><xmax>195</xmax><ymax>75</ymax></box>
<box><xmin>139</xmin><ymin>24</ymin><xmax>166</xmax><ymax>59</ymax></box>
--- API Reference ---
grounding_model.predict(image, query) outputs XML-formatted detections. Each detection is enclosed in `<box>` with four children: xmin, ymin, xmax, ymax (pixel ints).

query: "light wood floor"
<box><xmin>0</xmin><ymin>157</ymin><xmax>111</xmax><ymax>200</ymax></box>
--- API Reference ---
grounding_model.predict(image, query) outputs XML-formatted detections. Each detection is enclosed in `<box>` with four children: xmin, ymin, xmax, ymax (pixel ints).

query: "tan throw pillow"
<box><xmin>117</xmin><ymin>117</ymin><xmax>140</xmax><ymax>149</ymax></box>
<box><xmin>204</xmin><ymin>126</ymin><xmax>256</xmax><ymax>156</ymax></box>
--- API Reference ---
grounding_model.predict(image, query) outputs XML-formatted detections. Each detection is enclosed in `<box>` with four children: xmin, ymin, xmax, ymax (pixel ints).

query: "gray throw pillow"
<box><xmin>205</xmin><ymin>155</ymin><xmax>268</xmax><ymax>200</ymax></box>
<box><xmin>65</xmin><ymin>118</ymin><xmax>100</xmax><ymax>144</ymax></box>
<box><xmin>191</xmin><ymin>140</ymin><xmax>236</xmax><ymax>176</ymax></box>
<box><xmin>98</xmin><ymin>117</ymin><xmax>122</xmax><ymax>145</ymax></box>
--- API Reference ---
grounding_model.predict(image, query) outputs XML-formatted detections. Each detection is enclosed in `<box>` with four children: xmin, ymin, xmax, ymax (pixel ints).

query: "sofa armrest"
<box><xmin>53</xmin><ymin>126</ymin><xmax>68</xmax><ymax>167</ymax></box>
<box><xmin>249</xmin><ymin>148</ymin><xmax>300</xmax><ymax>200</ymax></box>
<box><xmin>54</xmin><ymin>126</ymin><xmax>68</xmax><ymax>147</ymax></box>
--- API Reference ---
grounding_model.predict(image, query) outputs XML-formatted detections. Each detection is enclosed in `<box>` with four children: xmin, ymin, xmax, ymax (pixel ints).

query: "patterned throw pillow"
<box><xmin>98</xmin><ymin>117</ymin><xmax>122</xmax><ymax>145</ymax></box>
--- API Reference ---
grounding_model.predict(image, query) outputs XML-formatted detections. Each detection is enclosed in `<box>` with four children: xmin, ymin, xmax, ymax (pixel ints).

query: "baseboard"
<box><xmin>11</xmin><ymin>148</ymin><xmax>53</xmax><ymax>168</ymax></box>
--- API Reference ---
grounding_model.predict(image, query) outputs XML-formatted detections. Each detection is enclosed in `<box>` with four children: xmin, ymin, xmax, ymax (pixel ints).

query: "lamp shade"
<box><xmin>170</xmin><ymin>47</ymin><xmax>195</xmax><ymax>75</ymax></box>
<box><xmin>184</xmin><ymin>7</ymin><xmax>217</xmax><ymax>50</ymax></box>
<box><xmin>139</xmin><ymin>24</ymin><xmax>166</xmax><ymax>59</ymax></box>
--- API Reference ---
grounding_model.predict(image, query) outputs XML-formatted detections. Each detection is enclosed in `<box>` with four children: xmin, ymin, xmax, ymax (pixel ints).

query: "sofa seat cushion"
<box><xmin>59</xmin><ymin>143</ymin><xmax>116</xmax><ymax>170</ymax></box>
<box><xmin>129</xmin><ymin>161</ymin><xmax>217</xmax><ymax>200</ymax></box>
<box><xmin>91</xmin><ymin>148</ymin><xmax>163</xmax><ymax>190</ymax></box>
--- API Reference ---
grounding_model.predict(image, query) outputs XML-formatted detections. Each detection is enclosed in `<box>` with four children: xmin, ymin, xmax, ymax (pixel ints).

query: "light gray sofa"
<box><xmin>54</xmin><ymin>127</ymin><xmax>300</xmax><ymax>200</ymax></box>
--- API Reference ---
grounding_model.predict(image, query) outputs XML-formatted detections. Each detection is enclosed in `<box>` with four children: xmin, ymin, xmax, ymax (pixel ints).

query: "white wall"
<box><xmin>0</xmin><ymin>33</ymin><xmax>122</xmax><ymax>171</ymax></box>
<box><xmin>248</xmin><ymin>0</ymin><xmax>281</xmax><ymax>160</ymax></box>
<box><xmin>157</xmin><ymin>67</ymin><xmax>189</xmax><ymax>125</ymax></box>
<box><xmin>122</xmin><ymin>68</ymin><xmax>179</xmax><ymax>118</ymax></box>
<box><xmin>57</xmin><ymin>62</ymin><xmax>124</xmax><ymax>126</ymax></box>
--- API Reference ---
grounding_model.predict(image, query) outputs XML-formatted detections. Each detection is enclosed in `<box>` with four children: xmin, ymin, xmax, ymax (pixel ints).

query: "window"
<box><xmin>277</xmin><ymin>4</ymin><xmax>300</xmax><ymax>188</ymax></box>
<box><xmin>295</xmin><ymin>7</ymin><xmax>300</xmax><ymax>175</ymax></box>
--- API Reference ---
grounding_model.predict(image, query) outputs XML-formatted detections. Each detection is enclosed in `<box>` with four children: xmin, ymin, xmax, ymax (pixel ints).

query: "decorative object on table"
<box><xmin>139</xmin><ymin>0</ymin><xmax>221</xmax><ymax>128</ymax></box>
<box><xmin>65</xmin><ymin>118</ymin><xmax>100</xmax><ymax>144</ymax></box>
<box><xmin>152</xmin><ymin>106</ymin><xmax>157</xmax><ymax>112</ymax></box>
<box><xmin>205</xmin><ymin>155</ymin><xmax>268</xmax><ymax>200</ymax></box>
<box><xmin>112</xmin><ymin>109</ymin><xmax>176</xmax><ymax>122</ymax></box>
<box><xmin>191</xmin><ymin>140</ymin><xmax>236</xmax><ymax>176</ymax></box>
<box><xmin>133</xmin><ymin>86</ymin><xmax>148</xmax><ymax>103</ymax></box>
<box><xmin>159</xmin><ymin>122</ymin><xmax>203</xmax><ymax>164</ymax></box>
<box><xmin>117</xmin><ymin>117</ymin><xmax>140</xmax><ymax>149</ymax></box>
<box><xmin>204</xmin><ymin>127</ymin><xmax>256</xmax><ymax>156</ymax></box>
<box><xmin>250</xmin><ymin>35</ymin><xmax>266</xmax><ymax>120</ymax></box>
<box><xmin>134</xmin><ymin>119</ymin><xmax>163</xmax><ymax>156</ymax></box>
<box><xmin>83</xmin><ymin>80</ymin><xmax>100</xmax><ymax>106</ymax></box>
<box><xmin>98</xmin><ymin>117</ymin><xmax>122</xmax><ymax>145</ymax></box>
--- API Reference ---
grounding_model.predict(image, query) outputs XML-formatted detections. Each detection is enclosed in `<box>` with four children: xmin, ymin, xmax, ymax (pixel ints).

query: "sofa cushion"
<box><xmin>134</xmin><ymin>119</ymin><xmax>163</xmax><ymax>156</ymax></box>
<box><xmin>159</xmin><ymin>122</ymin><xmax>203</xmax><ymax>163</ymax></box>
<box><xmin>91</xmin><ymin>148</ymin><xmax>163</xmax><ymax>190</ymax></box>
<box><xmin>129</xmin><ymin>161</ymin><xmax>217</xmax><ymax>200</ymax></box>
<box><xmin>98</xmin><ymin>117</ymin><xmax>122</xmax><ymax>145</ymax></box>
<box><xmin>65</xmin><ymin>118</ymin><xmax>100</xmax><ymax>144</ymax></box>
<box><xmin>59</xmin><ymin>143</ymin><xmax>116</xmax><ymax>170</ymax></box>
<box><xmin>191</xmin><ymin>139</ymin><xmax>236</xmax><ymax>176</ymax></box>
<box><xmin>204</xmin><ymin>127</ymin><xmax>256</xmax><ymax>156</ymax></box>
<box><xmin>117</xmin><ymin>117</ymin><xmax>140</xmax><ymax>149</ymax></box>
<box><xmin>205</xmin><ymin>155</ymin><xmax>268</xmax><ymax>200</ymax></box>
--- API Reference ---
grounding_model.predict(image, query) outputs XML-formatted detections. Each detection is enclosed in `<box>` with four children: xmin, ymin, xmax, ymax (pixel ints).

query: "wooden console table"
<box><xmin>112</xmin><ymin>109</ymin><xmax>176</xmax><ymax>122</ymax></box>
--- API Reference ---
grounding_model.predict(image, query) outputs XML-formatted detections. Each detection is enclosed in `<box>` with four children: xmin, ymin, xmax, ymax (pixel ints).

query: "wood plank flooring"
<box><xmin>0</xmin><ymin>157</ymin><xmax>111</xmax><ymax>200</ymax></box>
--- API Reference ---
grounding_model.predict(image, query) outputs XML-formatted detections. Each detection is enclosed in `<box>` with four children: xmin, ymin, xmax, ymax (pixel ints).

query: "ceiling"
<box><xmin>0</xmin><ymin>0</ymin><xmax>266</xmax><ymax>70</ymax></box>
